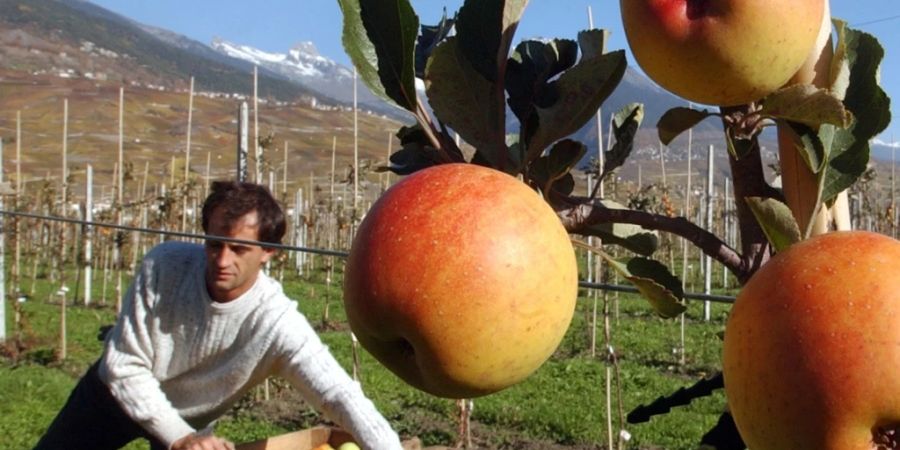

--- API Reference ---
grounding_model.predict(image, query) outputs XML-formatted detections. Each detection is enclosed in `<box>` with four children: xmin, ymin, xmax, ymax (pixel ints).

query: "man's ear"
<box><xmin>260</xmin><ymin>247</ymin><xmax>277</xmax><ymax>264</ymax></box>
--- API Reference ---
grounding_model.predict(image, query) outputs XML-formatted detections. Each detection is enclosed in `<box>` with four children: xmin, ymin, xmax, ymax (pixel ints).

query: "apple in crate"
<box><xmin>343</xmin><ymin>163</ymin><xmax>578</xmax><ymax>398</ymax></box>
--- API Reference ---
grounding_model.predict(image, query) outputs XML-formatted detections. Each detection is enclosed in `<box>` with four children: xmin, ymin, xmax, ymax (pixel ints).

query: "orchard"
<box><xmin>337</xmin><ymin>0</ymin><xmax>895</xmax><ymax>448</ymax></box>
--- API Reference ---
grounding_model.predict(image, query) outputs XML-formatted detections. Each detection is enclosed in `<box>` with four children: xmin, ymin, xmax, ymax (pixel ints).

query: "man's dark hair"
<box><xmin>201</xmin><ymin>181</ymin><xmax>286</xmax><ymax>245</ymax></box>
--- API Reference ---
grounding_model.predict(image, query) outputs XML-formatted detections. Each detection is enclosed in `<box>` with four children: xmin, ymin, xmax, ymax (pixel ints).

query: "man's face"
<box><xmin>204</xmin><ymin>207</ymin><xmax>275</xmax><ymax>302</ymax></box>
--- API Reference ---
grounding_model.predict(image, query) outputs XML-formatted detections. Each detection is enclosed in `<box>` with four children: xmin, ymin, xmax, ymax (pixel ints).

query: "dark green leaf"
<box><xmin>456</xmin><ymin>0</ymin><xmax>528</xmax><ymax>83</ymax></box>
<box><xmin>338</xmin><ymin>0</ymin><xmax>389</xmax><ymax>103</ymax></box>
<box><xmin>528</xmin><ymin>49</ymin><xmax>626</xmax><ymax>161</ymax></box>
<box><xmin>829</xmin><ymin>19</ymin><xmax>851</xmax><ymax>100</ymax></box>
<box><xmin>381</xmin><ymin>147</ymin><xmax>441</xmax><ymax>175</ymax></box>
<box><xmin>529</xmin><ymin>139</ymin><xmax>586</xmax><ymax>195</ymax></box>
<box><xmin>349</xmin><ymin>0</ymin><xmax>419</xmax><ymax>112</ymax></box>
<box><xmin>787</xmin><ymin>122</ymin><xmax>828</xmax><ymax>173</ymax></box>
<box><xmin>506</xmin><ymin>39</ymin><xmax>578</xmax><ymax>127</ymax></box>
<box><xmin>724</xmin><ymin>133</ymin><xmax>755</xmax><ymax>160</ymax></box>
<box><xmin>426</xmin><ymin>37</ymin><xmax>510</xmax><ymax>171</ymax></box>
<box><xmin>415</xmin><ymin>10</ymin><xmax>455</xmax><ymax>78</ymax></box>
<box><xmin>601</xmin><ymin>103</ymin><xmax>644</xmax><ymax>182</ymax></box>
<box><xmin>600</xmin><ymin>255</ymin><xmax>686</xmax><ymax>318</ymax></box>
<box><xmin>762</xmin><ymin>84</ymin><xmax>851</xmax><ymax>129</ymax></box>
<box><xmin>745</xmin><ymin>197</ymin><xmax>802</xmax><ymax>252</ymax></box>
<box><xmin>578</xmin><ymin>28</ymin><xmax>609</xmax><ymax>60</ymax></box>
<box><xmin>821</xmin><ymin>24</ymin><xmax>892</xmax><ymax>203</ymax></box>
<box><xmin>657</xmin><ymin>107</ymin><xmax>713</xmax><ymax>146</ymax></box>
<box><xmin>380</xmin><ymin>124</ymin><xmax>442</xmax><ymax>174</ymax></box>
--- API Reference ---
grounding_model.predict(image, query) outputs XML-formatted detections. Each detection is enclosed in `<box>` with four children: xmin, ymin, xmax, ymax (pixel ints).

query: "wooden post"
<box><xmin>353</xmin><ymin>68</ymin><xmax>359</xmax><ymax>209</ymax></box>
<box><xmin>61</xmin><ymin>98</ymin><xmax>69</xmax><ymax>272</ymax></box>
<box><xmin>182</xmin><ymin>76</ymin><xmax>195</xmax><ymax>233</ymax></box>
<box><xmin>703</xmin><ymin>145</ymin><xmax>714</xmax><ymax>321</ymax></box>
<box><xmin>238</xmin><ymin>102</ymin><xmax>249</xmax><ymax>182</ymax></box>
<box><xmin>85</xmin><ymin>165</ymin><xmax>93</xmax><ymax>306</ymax></box>
<box><xmin>282</xmin><ymin>141</ymin><xmax>289</xmax><ymax>201</ymax></box>
<box><xmin>59</xmin><ymin>287</ymin><xmax>66</xmax><ymax>360</ymax></box>
<box><xmin>253</xmin><ymin>66</ymin><xmax>261</xmax><ymax>184</ymax></box>
<box><xmin>185</xmin><ymin>76</ymin><xmax>194</xmax><ymax>183</ymax></box>
<box><xmin>115</xmin><ymin>87</ymin><xmax>125</xmax><ymax>314</ymax></box>
<box><xmin>205</xmin><ymin>151</ymin><xmax>212</xmax><ymax>199</ymax></box>
<box><xmin>14</xmin><ymin>111</ymin><xmax>21</xmax><ymax>295</ymax></box>
<box><xmin>723</xmin><ymin>178</ymin><xmax>731</xmax><ymax>289</ymax></box>
<box><xmin>330</xmin><ymin>137</ymin><xmax>337</xmax><ymax>201</ymax></box>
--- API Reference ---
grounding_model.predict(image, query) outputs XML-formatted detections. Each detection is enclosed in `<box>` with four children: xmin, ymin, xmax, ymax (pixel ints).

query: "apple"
<box><xmin>620</xmin><ymin>0</ymin><xmax>825</xmax><ymax>106</ymax></box>
<box><xmin>723</xmin><ymin>231</ymin><xmax>900</xmax><ymax>449</ymax></box>
<box><xmin>343</xmin><ymin>163</ymin><xmax>578</xmax><ymax>398</ymax></box>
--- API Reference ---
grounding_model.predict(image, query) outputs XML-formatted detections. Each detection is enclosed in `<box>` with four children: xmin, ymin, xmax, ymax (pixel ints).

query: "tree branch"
<box><xmin>556</xmin><ymin>198</ymin><xmax>750</xmax><ymax>284</ymax></box>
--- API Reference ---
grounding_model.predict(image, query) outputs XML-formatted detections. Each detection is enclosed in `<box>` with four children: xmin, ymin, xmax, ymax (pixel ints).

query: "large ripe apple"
<box><xmin>343</xmin><ymin>163</ymin><xmax>578</xmax><ymax>398</ymax></box>
<box><xmin>723</xmin><ymin>231</ymin><xmax>900</xmax><ymax>449</ymax></box>
<box><xmin>620</xmin><ymin>0</ymin><xmax>825</xmax><ymax>106</ymax></box>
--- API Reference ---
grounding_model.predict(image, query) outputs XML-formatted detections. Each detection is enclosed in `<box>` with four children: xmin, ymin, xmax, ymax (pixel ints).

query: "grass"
<box><xmin>2</xmin><ymin>261</ymin><xmax>734</xmax><ymax>449</ymax></box>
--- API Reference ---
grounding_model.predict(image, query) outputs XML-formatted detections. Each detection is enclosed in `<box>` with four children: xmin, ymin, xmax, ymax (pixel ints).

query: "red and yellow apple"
<box><xmin>620</xmin><ymin>0</ymin><xmax>825</xmax><ymax>106</ymax></box>
<box><xmin>723</xmin><ymin>231</ymin><xmax>900</xmax><ymax>449</ymax></box>
<box><xmin>343</xmin><ymin>163</ymin><xmax>578</xmax><ymax>398</ymax></box>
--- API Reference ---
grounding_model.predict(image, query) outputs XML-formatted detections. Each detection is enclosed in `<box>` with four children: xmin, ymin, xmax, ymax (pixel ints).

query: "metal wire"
<box><xmin>0</xmin><ymin>209</ymin><xmax>736</xmax><ymax>303</ymax></box>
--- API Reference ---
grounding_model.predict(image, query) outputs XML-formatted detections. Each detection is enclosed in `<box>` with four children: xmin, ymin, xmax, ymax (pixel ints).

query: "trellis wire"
<box><xmin>0</xmin><ymin>209</ymin><xmax>736</xmax><ymax>304</ymax></box>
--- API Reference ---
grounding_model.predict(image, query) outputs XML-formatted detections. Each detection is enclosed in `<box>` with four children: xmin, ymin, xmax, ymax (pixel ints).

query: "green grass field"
<box><xmin>1</xmin><ymin>261</ymin><xmax>735</xmax><ymax>449</ymax></box>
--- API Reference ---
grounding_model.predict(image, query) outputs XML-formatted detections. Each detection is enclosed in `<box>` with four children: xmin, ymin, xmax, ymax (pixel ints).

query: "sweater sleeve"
<box><xmin>99</xmin><ymin>251</ymin><xmax>196</xmax><ymax>448</ymax></box>
<box><xmin>271</xmin><ymin>308</ymin><xmax>402</xmax><ymax>450</ymax></box>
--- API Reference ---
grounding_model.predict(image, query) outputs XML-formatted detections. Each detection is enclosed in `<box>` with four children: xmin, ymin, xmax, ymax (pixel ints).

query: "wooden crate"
<box><xmin>235</xmin><ymin>426</ymin><xmax>448</xmax><ymax>450</ymax></box>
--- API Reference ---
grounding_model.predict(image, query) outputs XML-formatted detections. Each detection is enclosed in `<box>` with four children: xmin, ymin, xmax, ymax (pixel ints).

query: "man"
<box><xmin>36</xmin><ymin>181</ymin><xmax>403</xmax><ymax>450</ymax></box>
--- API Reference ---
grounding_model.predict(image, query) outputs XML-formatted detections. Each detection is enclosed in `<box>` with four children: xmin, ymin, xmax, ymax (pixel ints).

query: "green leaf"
<box><xmin>745</xmin><ymin>197</ymin><xmax>802</xmax><ymax>252</ymax></box>
<box><xmin>578</xmin><ymin>27</ymin><xmax>610</xmax><ymax>60</ymax></box>
<box><xmin>506</xmin><ymin>39</ymin><xmax>578</xmax><ymax>127</ymax></box>
<box><xmin>600</xmin><ymin>255</ymin><xmax>686</xmax><ymax>318</ymax></box>
<box><xmin>657</xmin><ymin>107</ymin><xmax>713</xmax><ymax>146</ymax></box>
<box><xmin>580</xmin><ymin>200</ymin><xmax>659</xmax><ymax>256</ymax></box>
<box><xmin>528</xmin><ymin>48</ymin><xmax>626</xmax><ymax>161</ymax></box>
<box><xmin>380</xmin><ymin>125</ymin><xmax>441</xmax><ymax>174</ymax></box>
<box><xmin>529</xmin><ymin>139</ymin><xmax>586</xmax><ymax>195</ymax></box>
<box><xmin>601</xmin><ymin>103</ymin><xmax>644</xmax><ymax>182</ymax></box>
<box><xmin>339</xmin><ymin>0</ymin><xmax>419</xmax><ymax>112</ymax></box>
<box><xmin>787</xmin><ymin>122</ymin><xmax>828</xmax><ymax>173</ymax></box>
<box><xmin>425</xmin><ymin>37</ymin><xmax>508</xmax><ymax>169</ymax></box>
<box><xmin>456</xmin><ymin>0</ymin><xmax>529</xmax><ymax>83</ymax></box>
<box><xmin>829</xmin><ymin>19</ymin><xmax>851</xmax><ymax>100</ymax></box>
<box><xmin>724</xmin><ymin>133</ymin><xmax>755</xmax><ymax>160</ymax></box>
<box><xmin>762</xmin><ymin>84</ymin><xmax>851</xmax><ymax>129</ymax></box>
<box><xmin>415</xmin><ymin>10</ymin><xmax>455</xmax><ymax>78</ymax></box>
<box><xmin>821</xmin><ymin>25</ymin><xmax>892</xmax><ymax>204</ymax></box>
<box><xmin>338</xmin><ymin>0</ymin><xmax>389</xmax><ymax>103</ymax></box>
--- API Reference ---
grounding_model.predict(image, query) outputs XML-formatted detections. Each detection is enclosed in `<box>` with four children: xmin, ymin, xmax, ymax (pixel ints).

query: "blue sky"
<box><xmin>90</xmin><ymin>0</ymin><xmax>899</xmax><ymax>146</ymax></box>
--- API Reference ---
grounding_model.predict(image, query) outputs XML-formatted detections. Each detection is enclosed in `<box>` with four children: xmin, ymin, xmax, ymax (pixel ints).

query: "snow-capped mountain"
<box><xmin>211</xmin><ymin>39</ymin><xmax>397</xmax><ymax>117</ymax></box>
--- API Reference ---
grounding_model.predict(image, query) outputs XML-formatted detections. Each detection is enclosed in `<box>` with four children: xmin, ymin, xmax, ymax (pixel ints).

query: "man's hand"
<box><xmin>171</xmin><ymin>433</ymin><xmax>235</xmax><ymax>450</ymax></box>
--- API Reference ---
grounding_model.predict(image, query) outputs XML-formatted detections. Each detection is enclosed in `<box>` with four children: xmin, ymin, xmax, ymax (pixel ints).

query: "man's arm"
<box><xmin>271</xmin><ymin>309</ymin><xmax>403</xmax><ymax>450</ymax></box>
<box><xmin>98</xmin><ymin>251</ymin><xmax>198</xmax><ymax>448</ymax></box>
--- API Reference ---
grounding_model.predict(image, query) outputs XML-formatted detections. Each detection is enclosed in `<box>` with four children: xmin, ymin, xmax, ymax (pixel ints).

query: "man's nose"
<box><xmin>214</xmin><ymin>247</ymin><xmax>234</xmax><ymax>267</ymax></box>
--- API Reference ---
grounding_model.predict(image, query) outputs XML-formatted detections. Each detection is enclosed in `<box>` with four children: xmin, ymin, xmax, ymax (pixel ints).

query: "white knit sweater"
<box><xmin>98</xmin><ymin>241</ymin><xmax>402</xmax><ymax>450</ymax></box>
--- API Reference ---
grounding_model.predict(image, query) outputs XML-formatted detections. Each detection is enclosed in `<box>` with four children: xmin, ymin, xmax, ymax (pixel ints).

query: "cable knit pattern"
<box><xmin>98</xmin><ymin>241</ymin><xmax>402</xmax><ymax>450</ymax></box>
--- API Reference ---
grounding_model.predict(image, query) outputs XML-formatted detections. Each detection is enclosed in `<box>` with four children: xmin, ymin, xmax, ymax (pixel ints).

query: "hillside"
<box><xmin>0</xmin><ymin>70</ymin><xmax>410</xmax><ymax>200</ymax></box>
<box><xmin>0</xmin><ymin>0</ymin><xmax>321</xmax><ymax>101</ymax></box>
